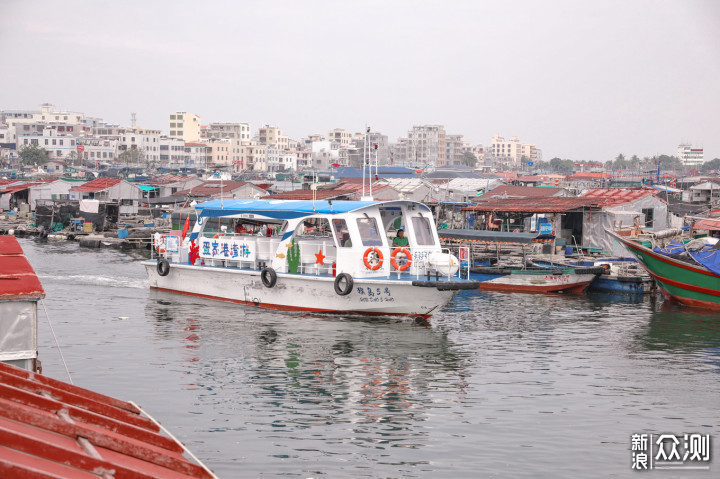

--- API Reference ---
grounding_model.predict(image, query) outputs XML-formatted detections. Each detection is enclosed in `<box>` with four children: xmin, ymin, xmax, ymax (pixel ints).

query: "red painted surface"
<box><xmin>151</xmin><ymin>286</ymin><xmax>433</xmax><ymax>319</ymax></box>
<box><xmin>0</xmin><ymin>362</ymin><xmax>214</xmax><ymax>478</ymax></box>
<box><xmin>69</xmin><ymin>177</ymin><xmax>122</xmax><ymax>193</ymax></box>
<box><xmin>477</xmin><ymin>280</ymin><xmax>592</xmax><ymax>294</ymax></box>
<box><xmin>0</xmin><ymin>236</ymin><xmax>45</xmax><ymax>300</ymax></box>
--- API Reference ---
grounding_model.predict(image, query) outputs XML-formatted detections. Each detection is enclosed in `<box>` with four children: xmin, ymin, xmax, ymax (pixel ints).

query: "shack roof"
<box><xmin>483</xmin><ymin>185</ymin><xmax>564</xmax><ymax>199</ymax></box>
<box><xmin>69</xmin><ymin>178</ymin><xmax>123</xmax><ymax>193</ymax></box>
<box><xmin>0</xmin><ymin>236</ymin><xmax>45</xmax><ymax>300</ymax></box>
<box><xmin>0</xmin><ymin>361</ymin><xmax>213</xmax><ymax>478</ymax></box>
<box><xmin>463</xmin><ymin>196</ymin><xmax>604</xmax><ymax>213</ymax></box>
<box><xmin>174</xmin><ymin>180</ymin><xmax>254</xmax><ymax>197</ymax></box>
<box><xmin>579</xmin><ymin>188</ymin><xmax>662</xmax><ymax>206</ymax></box>
<box><xmin>0</xmin><ymin>180</ymin><xmax>56</xmax><ymax>195</ymax></box>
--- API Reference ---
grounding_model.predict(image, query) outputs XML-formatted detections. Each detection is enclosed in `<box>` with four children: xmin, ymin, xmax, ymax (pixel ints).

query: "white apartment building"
<box><xmin>183</xmin><ymin>143</ymin><xmax>207</xmax><ymax>170</ymax></box>
<box><xmin>201</xmin><ymin>122</ymin><xmax>251</xmax><ymax>142</ymax></box>
<box><xmin>159</xmin><ymin>136</ymin><xmax>186</xmax><ymax>169</ymax></box>
<box><xmin>408</xmin><ymin>125</ymin><xmax>446</xmax><ymax>167</ymax></box>
<box><xmin>169</xmin><ymin>112</ymin><xmax>201</xmax><ymax>143</ymax></box>
<box><xmin>117</xmin><ymin>128</ymin><xmax>162</xmax><ymax>167</ymax></box>
<box><xmin>389</xmin><ymin>138</ymin><xmax>411</xmax><ymax>166</ymax></box>
<box><xmin>678</xmin><ymin>143</ymin><xmax>704</xmax><ymax>168</ymax></box>
<box><xmin>490</xmin><ymin>134</ymin><xmax>537</xmax><ymax>169</ymax></box>
<box><xmin>266</xmin><ymin>147</ymin><xmax>298</xmax><ymax>172</ymax></box>
<box><xmin>19</xmin><ymin>135</ymin><xmax>77</xmax><ymax>161</ymax></box>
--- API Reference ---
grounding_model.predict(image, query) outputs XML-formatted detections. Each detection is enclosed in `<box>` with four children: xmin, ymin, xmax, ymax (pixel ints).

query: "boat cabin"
<box><xmin>159</xmin><ymin>199</ymin><xmax>459</xmax><ymax>279</ymax></box>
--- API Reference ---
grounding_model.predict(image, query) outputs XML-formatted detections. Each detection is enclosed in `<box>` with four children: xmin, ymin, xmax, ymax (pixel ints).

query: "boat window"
<box><xmin>332</xmin><ymin>218</ymin><xmax>352</xmax><ymax>247</ymax></box>
<box><xmin>356</xmin><ymin>217</ymin><xmax>383</xmax><ymax>246</ymax></box>
<box><xmin>412</xmin><ymin>216</ymin><xmax>435</xmax><ymax>246</ymax></box>
<box><xmin>296</xmin><ymin>217</ymin><xmax>331</xmax><ymax>238</ymax></box>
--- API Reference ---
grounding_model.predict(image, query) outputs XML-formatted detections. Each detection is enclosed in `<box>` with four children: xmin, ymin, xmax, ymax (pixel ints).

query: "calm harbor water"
<box><xmin>19</xmin><ymin>237</ymin><xmax>720</xmax><ymax>478</ymax></box>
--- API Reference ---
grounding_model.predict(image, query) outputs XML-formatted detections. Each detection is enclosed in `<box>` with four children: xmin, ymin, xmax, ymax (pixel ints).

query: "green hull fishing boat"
<box><xmin>609</xmin><ymin>230</ymin><xmax>720</xmax><ymax>310</ymax></box>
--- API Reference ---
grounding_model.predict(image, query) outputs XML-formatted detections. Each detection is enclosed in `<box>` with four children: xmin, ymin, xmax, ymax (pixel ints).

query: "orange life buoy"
<box><xmin>363</xmin><ymin>247</ymin><xmax>384</xmax><ymax>270</ymax></box>
<box><xmin>390</xmin><ymin>247</ymin><xmax>412</xmax><ymax>271</ymax></box>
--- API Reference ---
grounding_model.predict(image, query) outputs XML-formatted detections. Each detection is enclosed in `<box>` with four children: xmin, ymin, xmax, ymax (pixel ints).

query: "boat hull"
<box><xmin>469</xmin><ymin>269</ymin><xmax>596</xmax><ymax>293</ymax></box>
<box><xmin>611</xmin><ymin>232</ymin><xmax>720</xmax><ymax>309</ymax></box>
<box><xmin>589</xmin><ymin>275</ymin><xmax>653</xmax><ymax>294</ymax></box>
<box><xmin>143</xmin><ymin>261</ymin><xmax>459</xmax><ymax>318</ymax></box>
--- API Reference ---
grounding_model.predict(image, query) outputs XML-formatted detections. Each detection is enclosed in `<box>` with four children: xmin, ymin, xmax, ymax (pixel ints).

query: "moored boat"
<box><xmin>143</xmin><ymin>199</ymin><xmax>477</xmax><ymax>319</ymax></box>
<box><xmin>608</xmin><ymin>230</ymin><xmax>720</xmax><ymax>309</ymax></box>
<box><xmin>468</xmin><ymin>264</ymin><xmax>601</xmax><ymax>293</ymax></box>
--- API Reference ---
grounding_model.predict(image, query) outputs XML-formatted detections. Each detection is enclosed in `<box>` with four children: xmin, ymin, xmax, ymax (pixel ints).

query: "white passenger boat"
<box><xmin>143</xmin><ymin>199</ymin><xmax>477</xmax><ymax>319</ymax></box>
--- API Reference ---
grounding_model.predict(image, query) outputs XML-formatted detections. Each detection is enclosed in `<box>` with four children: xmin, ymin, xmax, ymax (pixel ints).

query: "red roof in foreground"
<box><xmin>69</xmin><ymin>178</ymin><xmax>123</xmax><ymax>193</ymax></box>
<box><xmin>0</xmin><ymin>236</ymin><xmax>45</xmax><ymax>300</ymax></box>
<box><xmin>693</xmin><ymin>219</ymin><xmax>720</xmax><ymax>231</ymax></box>
<box><xmin>484</xmin><ymin>185</ymin><xmax>563</xmax><ymax>199</ymax></box>
<box><xmin>0</xmin><ymin>361</ymin><xmax>213</xmax><ymax>478</ymax></box>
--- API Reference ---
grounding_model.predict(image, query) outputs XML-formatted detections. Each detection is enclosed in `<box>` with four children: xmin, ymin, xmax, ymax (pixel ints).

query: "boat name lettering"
<box><xmin>200</xmin><ymin>238</ymin><xmax>255</xmax><ymax>260</ymax></box>
<box><xmin>356</xmin><ymin>287</ymin><xmax>392</xmax><ymax>297</ymax></box>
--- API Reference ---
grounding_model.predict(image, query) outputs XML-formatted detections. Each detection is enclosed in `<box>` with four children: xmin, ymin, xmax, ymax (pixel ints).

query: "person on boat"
<box><xmin>342</xmin><ymin>233</ymin><xmax>352</xmax><ymax>247</ymax></box>
<box><xmin>235</xmin><ymin>223</ymin><xmax>247</xmax><ymax>234</ymax></box>
<box><xmin>392</xmin><ymin>229</ymin><xmax>409</xmax><ymax>247</ymax></box>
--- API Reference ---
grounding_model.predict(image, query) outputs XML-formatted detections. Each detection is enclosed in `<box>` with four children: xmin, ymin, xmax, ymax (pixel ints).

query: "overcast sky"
<box><xmin>1</xmin><ymin>0</ymin><xmax>718</xmax><ymax>163</ymax></box>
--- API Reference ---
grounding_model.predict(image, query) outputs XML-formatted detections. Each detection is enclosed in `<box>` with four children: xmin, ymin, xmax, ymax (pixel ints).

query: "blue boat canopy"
<box><xmin>195</xmin><ymin>199</ymin><xmax>427</xmax><ymax>220</ymax></box>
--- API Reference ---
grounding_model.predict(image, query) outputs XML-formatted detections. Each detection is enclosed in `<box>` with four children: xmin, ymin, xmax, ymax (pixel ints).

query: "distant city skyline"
<box><xmin>1</xmin><ymin>0</ymin><xmax>718</xmax><ymax>162</ymax></box>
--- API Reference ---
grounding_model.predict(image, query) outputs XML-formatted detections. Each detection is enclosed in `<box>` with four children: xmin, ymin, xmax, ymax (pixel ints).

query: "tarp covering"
<box><xmin>195</xmin><ymin>199</ymin><xmax>430</xmax><ymax>219</ymax></box>
<box><xmin>654</xmin><ymin>240</ymin><xmax>720</xmax><ymax>276</ymax></box>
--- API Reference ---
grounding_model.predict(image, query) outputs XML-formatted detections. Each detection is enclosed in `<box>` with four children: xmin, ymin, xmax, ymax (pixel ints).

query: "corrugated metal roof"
<box><xmin>483</xmin><ymin>185</ymin><xmax>564</xmax><ymax>199</ymax></box>
<box><xmin>0</xmin><ymin>361</ymin><xmax>214</xmax><ymax>478</ymax></box>
<box><xmin>693</xmin><ymin>219</ymin><xmax>720</xmax><ymax>230</ymax></box>
<box><xmin>174</xmin><ymin>181</ymin><xmax>251</xmax><ymax>197</ymax></box>
<box><xmin>69</xmin><ymin>178</ymin><xmax>123</xmax><ymax>193</ymax></box>
<box><xmin>580</xmin><ymin>188</ymin><xmax>660</xmax><ymax>206</ymax></box>
<box><xmin>0</xmin><ymin>180</ymin><xmax>56</xmax><ymax>195</ymax></box>
<box><xmin>463</xmin><ymin>196</ymin><xmax>604</xmax><ymax>213</ymax></box>
<box><xmin>0</xmin><ymin>236</ymin><xmax>45</xmax><ymax>300</ymax></box>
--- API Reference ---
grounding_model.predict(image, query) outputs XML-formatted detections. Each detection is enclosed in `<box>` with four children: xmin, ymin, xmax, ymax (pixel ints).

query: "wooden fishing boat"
<box><xmin>468</xmin><ymin>264</ymin><xmax>601</xmax><ymax>293</ymax></box>
<box><xmin>608</xmin><ymin>230</ymin><xmax>720</xmax><ymax>309</ymax></box>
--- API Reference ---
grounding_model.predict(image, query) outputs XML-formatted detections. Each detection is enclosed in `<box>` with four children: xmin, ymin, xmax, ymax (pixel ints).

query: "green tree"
<box><xmin>549</xmin><ymin>157</ymin><xmax>574</xmax><ymax>173</ymax></box>
<box><xmin>701</xmin><ymin>158</ymin><xmax>720</xmax><ymax>172</ymax></box>
<box><xmin>18</xmin><ymin>144</ymin><xmax>49</xmax><ymax>165</ymax></box>
<box><xmin>461</xmin><ymin>151</ymin><xmax>477</xmax><ymax>168</ymax></box>
<box><xmin>119</xmin><ymin>147</ymin><xmax>146</xmax><ymax>166</ymax></box>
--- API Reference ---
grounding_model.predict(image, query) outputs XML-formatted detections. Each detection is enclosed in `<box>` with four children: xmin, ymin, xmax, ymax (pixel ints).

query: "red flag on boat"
<box><xmin>181</xmin><ymin>215</ymin><xmax>190</xmax><ymax>240</ymax></box>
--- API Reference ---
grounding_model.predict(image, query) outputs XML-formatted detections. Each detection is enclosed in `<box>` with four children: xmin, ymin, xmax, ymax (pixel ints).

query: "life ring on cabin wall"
<box><xmin>157</xmin><ymin>258</ymin><xmax>170</xmax><ymax>276</ymax></box>
<box><xmin>390</xmin><ymin>248</ymin><xmax>412</xmax><ymax>271</ymax></box>
<box><xmin>362</xmin><ymin>247</ymin><xmax>384</xmax><ymax>271</ymax></box>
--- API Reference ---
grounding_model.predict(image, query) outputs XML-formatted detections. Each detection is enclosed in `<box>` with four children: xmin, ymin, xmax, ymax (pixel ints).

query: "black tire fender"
<box><xmin>334</xmin><ymin>273</ymin><xmax>354</xmax><ymax>296</ymax></box>
<box><xmin>261</xmin><ymin>267</ymin><xmax>277</xmax><ymax>288</ymax></box>
<box><xmin>157</xmin><ymin>258</ymin><xmax>170</xmax><ymax>276</ymax></box>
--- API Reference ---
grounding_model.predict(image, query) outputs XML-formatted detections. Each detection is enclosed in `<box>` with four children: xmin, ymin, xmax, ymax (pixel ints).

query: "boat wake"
<box><xmin>38</xmin><ymin>274</ymin><xmax>148</xmax><ymax>289</ymax></box>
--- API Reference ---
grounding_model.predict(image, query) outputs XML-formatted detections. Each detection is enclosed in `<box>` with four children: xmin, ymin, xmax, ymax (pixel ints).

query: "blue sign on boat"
<box><xmin>539</xmin><ymin>223</ymin><xmax>552</xmax><ymax>234</ymax></box>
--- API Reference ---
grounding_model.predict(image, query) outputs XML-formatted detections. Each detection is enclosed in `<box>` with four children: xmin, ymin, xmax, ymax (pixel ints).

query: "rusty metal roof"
<box><xmin>694</xmin><ymin>219</ymin><xmax>720</xmax><ymax>231</ymax></box>
<box><xmin>0</xmin><ymin>236</ymin><xmax>45</xmax><ymax>301</ymax></box>
<box><xmin>483</xmin><ymin>185</ymin><xmax>564</xmax><ymax>199</ymax></box>
<box><xmin>0</xmin><ymin>361</ymin><xmax>214</xmax><ymax>478</ymax></box>
<box><xmin>580</xmin><ymin>188</ymin><xmax>661</xmax><ymax>206</ymax></box>
<box><xmin>174</xmin><ymin>180</ymin><xmax>251</xmax><ymax>197</ymax></box>
<box><xmin>69</xmin><ymin>178</ymin><xmax>123</xmax><ymax>193</ymax></box>
<box><xmin>463</xmin><ymin>196</ymin><xmax>605</xmax><ymax>213</ymax></box>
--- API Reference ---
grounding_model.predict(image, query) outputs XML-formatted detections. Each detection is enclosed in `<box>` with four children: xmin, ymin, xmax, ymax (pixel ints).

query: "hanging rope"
<box><xmin>40</xmin><ymin>299</ymin><xmax>73</xmax><ymax>384</ymax></box>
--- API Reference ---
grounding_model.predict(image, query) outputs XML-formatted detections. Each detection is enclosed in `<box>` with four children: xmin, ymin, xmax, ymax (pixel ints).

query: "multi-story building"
<box><xmin>117</xmin><ymin>128</ymin><xmax>162</xmax><ymax>167</ymax></box>
<box><xmin>407</xmin><ymin>125</ymin><xmax>446</xmax><ymax>167</ymax></box>
<box><xmin>678</xmin><ymin>143</ymin><xmax>704</xmax><ymax>168</ymax></box>
<box><xmin>258</xmin><ymin>125</ymin><xmax>289</xmax><ymax>150</ymax></box>
<box><xmin>201</xmin><ymin>122</ymin><xmax>251</xmax><ymax>142</ymax></box>
<box><xmin>184</xmin><ymin>143</ymin><xmax>207</xmax><ymax>169</ymax></box>
<box><xmin>159</xmin><ymin>136</ymin><xmax>186</xmax><ymax>169</ymax></box>
<box><xmin>348</xmin><ymin>131</ymin><xmax>390</xmax><ymax>167</ymax></box>
<box><xmin>328</xmin><ymin>128</ymin><xmax>353</xmax><ymax>148</ymax></box>
<box><xmin>169</xmin><ymin>112</ymin><xmax>201</xmax><ymax>143</ymax></box>
<box><xmin>489</xmin><ymin>134</ymin><xmax>537</xmax><ymax>170</ymax></box>
<box><xmin>266</xmin><ymin>147</ymin><xmax>298</xmax><ymax>172</ymax></box>
<box><xmin>445</xmin><ymin>134</ymin><xmax>466</xmax><ymax>166</ymax></box>
<box><xmin>389</xmin><ymin>138</ymin><xmax>411</xmax><ymax>166</ymax></box>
